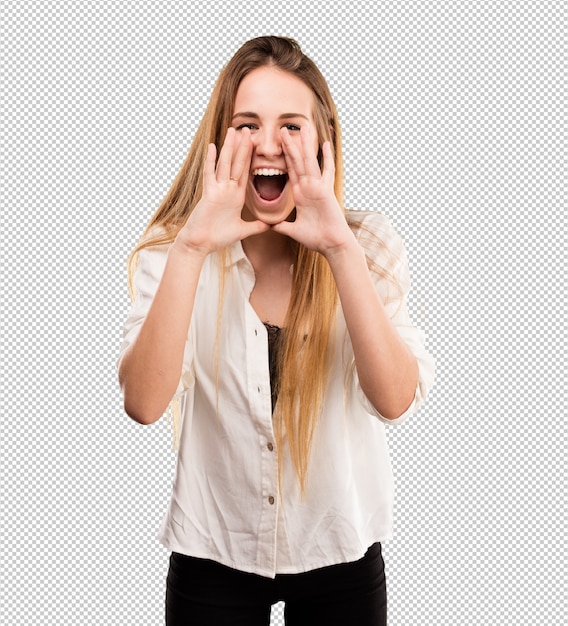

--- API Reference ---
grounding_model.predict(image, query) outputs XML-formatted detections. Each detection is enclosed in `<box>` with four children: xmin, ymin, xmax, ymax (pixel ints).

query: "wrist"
<box><xmin>321</xmin><ymin>229</ymin><xmax>361</xmax><ymax>265</ymax></box>
<box><xmin>171</xmin><ymin>233</ymin><xmax>211</xmax><ymax>262</ymax></box>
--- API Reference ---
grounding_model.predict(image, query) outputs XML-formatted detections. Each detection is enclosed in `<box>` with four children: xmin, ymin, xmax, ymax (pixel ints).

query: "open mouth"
<box><xmin>252</xmin><ymin>168</ymin><xmax>288</xmax><ymax>202</ymax></box>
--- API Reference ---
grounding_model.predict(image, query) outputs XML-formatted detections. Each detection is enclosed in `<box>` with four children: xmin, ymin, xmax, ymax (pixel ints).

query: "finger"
<box><xmin>231</xmin><ymin>127</ymin><xmax>253</xmax><ymax>184</ymax></box>
<box><xmin>300</xmin><ymin>124</ymin><xmax>321</xmax><ymax>177</ymax></box>
<box><xmin>203</xmin><ymin>143</ymin><xmax>217</xmax><ymax>186</ymax></box>
<box><xmin>321</xmin><ymin>141</ymin><xmax>335</xmax><ymax>184</ymax></box>
<box><xmin>281</xmin><ymin>127</ymin><xmax>302</xmax><ymax>185</ymax></box>
<box><xmin>216</xmin><ymin>127</ymin><xmax>235</xmax><ymax>181</ymax></box>
<box><xmin>270</xmin><ymin>219</ymin><xmax>297</xmax><ymax>241</ymax></box>
<box><xmin>240</xmin><ymin>218</ymin><xmax>271</xmax><ymax>239</ymax></box>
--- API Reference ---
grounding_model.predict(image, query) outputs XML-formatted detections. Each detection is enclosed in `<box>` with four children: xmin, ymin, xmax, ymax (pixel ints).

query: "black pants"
<box><xmin>166</xmin><ymin>542</ymin><xmax>387</xmax><ymax>625</ymax></box>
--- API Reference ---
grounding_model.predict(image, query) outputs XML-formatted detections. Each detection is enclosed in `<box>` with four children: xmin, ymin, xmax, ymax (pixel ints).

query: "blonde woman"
<box><xmin>118</xmin><ymin>36</ymin><xmax>434</xmax><ymax>626</ymax></box>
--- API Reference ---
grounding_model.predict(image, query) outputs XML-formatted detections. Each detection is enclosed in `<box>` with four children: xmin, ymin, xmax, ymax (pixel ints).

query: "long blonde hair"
<box><xmin>128</xmin><ymin>36</ymin><xmax>344</xmax><ymax>493</ymax></box>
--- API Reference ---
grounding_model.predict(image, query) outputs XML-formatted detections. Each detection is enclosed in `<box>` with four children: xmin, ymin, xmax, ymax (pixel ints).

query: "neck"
<box><xmin>242</xmin><ymin>227</ymin><xmax>295</xmax><ymax>274</ymax></box>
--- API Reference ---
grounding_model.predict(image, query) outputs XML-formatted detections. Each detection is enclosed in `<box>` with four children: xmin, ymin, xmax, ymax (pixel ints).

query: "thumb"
<box><xmin>241</xmin><ymin>219</ymin><xmax>271</xmax><ymax>239</ymax></box>
<box><xmin>270</xmin><ymin>220</ymin><xmax>295</xmax><ymax>238</ymax></box>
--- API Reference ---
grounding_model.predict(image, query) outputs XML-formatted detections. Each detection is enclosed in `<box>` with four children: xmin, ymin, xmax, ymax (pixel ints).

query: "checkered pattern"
<box><xmin>2</xmin><ymin>2</ymin><xmax>564</xmax><ymax>625</ymax></box>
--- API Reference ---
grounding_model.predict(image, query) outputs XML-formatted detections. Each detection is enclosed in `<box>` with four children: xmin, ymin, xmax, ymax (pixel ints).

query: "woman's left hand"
<box><xmin>271</xmin><ymin>124</ymin><xmax>354</xmax><ymax>257</ymax></box>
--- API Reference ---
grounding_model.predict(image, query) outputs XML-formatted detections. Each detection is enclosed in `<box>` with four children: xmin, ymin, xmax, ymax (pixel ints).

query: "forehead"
<box><xmin>234</xmin><ymin>66</ymin><xmax>314</xmax><ymax>115</ymax></box>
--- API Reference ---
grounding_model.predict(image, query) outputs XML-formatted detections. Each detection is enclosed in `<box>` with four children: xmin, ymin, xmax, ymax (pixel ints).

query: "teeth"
<box><xmin>252</xmin><ymin>168</ymin><xmax>286</xmax><ymax>176</ymax></box>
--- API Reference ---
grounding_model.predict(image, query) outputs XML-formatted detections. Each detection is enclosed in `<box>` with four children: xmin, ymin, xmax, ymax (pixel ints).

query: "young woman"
<box><xmin>118</xmin><ymin>36</ymin><xmax>434</xmax><ymax>626</ymax></box>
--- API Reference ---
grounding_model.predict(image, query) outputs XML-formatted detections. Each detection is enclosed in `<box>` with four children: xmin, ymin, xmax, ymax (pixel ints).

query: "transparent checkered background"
<box><xmin>2</xmin><ymin>2</ymin><xmax>564</xmax><ymax>624</ymax></box>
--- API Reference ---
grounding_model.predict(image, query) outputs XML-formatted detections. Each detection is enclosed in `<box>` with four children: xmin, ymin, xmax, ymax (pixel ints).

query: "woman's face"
<box><xmin>232</xmin><ymin>65</ymin><xmax>319</xmax><ymax>225</ymax></box>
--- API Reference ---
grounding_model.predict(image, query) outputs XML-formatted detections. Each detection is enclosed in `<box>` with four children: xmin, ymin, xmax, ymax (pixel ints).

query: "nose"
<box><xmin>252</xmin><ymin>127</ymin><xmax>282</xmax><ymax>158</ymax></box>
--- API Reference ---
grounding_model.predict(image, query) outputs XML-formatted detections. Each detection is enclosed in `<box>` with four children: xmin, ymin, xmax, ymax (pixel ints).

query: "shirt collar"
<box><xmin>225</xmin><ymin>240</ymin><xmax>249</xmax><ymax>267</ymax></box>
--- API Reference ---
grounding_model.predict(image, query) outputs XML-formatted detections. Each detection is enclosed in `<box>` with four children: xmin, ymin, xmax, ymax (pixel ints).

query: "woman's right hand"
<box><xmin>175</xmin><ymin>127</ymin><xmax>269</xmax><ymax>256</ymax></box>
<box><xmin>120</xmin><ymin>129</ymin><xmax>270</xmax><ymax>424</ymax></box>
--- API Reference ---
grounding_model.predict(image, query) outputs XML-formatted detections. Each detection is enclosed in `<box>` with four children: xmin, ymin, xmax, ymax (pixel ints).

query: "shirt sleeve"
<box><xmin>349</xmin><ymin>211</ymin><xmax>436</xmax><ymax>425</ymax></box>
<box><xmin>116</xmin><ymin>243</ymin><xmax>195</xmax><ymax>400</ymax></box>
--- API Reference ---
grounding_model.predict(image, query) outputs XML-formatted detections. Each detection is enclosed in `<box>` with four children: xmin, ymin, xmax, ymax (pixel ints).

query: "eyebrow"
<box><xmin>232</xmin><ymin>112</ymin><xmax>310</xmax><ymax>121</ymax></box>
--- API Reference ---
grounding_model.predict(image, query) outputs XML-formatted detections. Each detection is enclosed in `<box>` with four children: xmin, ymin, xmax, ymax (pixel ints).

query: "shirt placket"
<box><xmin>241</xmin><ymin>260</ymin><xmax>279</xmax><ymax>576</ymax></box>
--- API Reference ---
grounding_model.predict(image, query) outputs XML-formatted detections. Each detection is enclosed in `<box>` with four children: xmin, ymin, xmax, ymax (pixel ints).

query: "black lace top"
<box><xmin>264</xmin><ymin>322</ymin><xmax>282</xmax><ymax>412</ymax></box>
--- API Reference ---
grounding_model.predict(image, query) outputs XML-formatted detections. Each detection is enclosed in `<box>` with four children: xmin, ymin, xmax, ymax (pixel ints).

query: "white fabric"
<box><xmin>117</xmin><ymin>210</ymin><xmax>435</xmax><ymax>578</ymax></box>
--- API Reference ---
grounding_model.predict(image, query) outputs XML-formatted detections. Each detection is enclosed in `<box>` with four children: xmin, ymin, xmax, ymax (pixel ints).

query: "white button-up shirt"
<box><xmin>117</xmin><ymin>210</ymin><xmax>435</xmax><ymax>578</ymax></box>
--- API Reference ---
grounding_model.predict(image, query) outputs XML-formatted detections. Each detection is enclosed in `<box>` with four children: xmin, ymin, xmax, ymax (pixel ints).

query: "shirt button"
<box><xmin>268</xmin><ymin>495</ymin><xmax>275</xmax><ymax>505</ymax></box>
<box><xmin>267</xmin><ymin>442</ymin><xmax>274</xmax><ymax>452</ymax></box>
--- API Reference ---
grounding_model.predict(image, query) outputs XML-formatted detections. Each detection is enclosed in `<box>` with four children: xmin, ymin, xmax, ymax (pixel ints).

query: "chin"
<box><xmin>250</xmin><ymin>208</ymin><xmax>294</xmax><ymax>226</ymax></box>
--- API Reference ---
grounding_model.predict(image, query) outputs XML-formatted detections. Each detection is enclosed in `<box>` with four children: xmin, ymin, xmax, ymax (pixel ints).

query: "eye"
<box><xmin>235</xmin><ymin>123</ymin><xmax>257</xmax><ymax>131</ymax></box>
<box><xmin>283</xmin><ymin>123</ymin><xmax>301</xmax><ymax>132</ymax></box>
